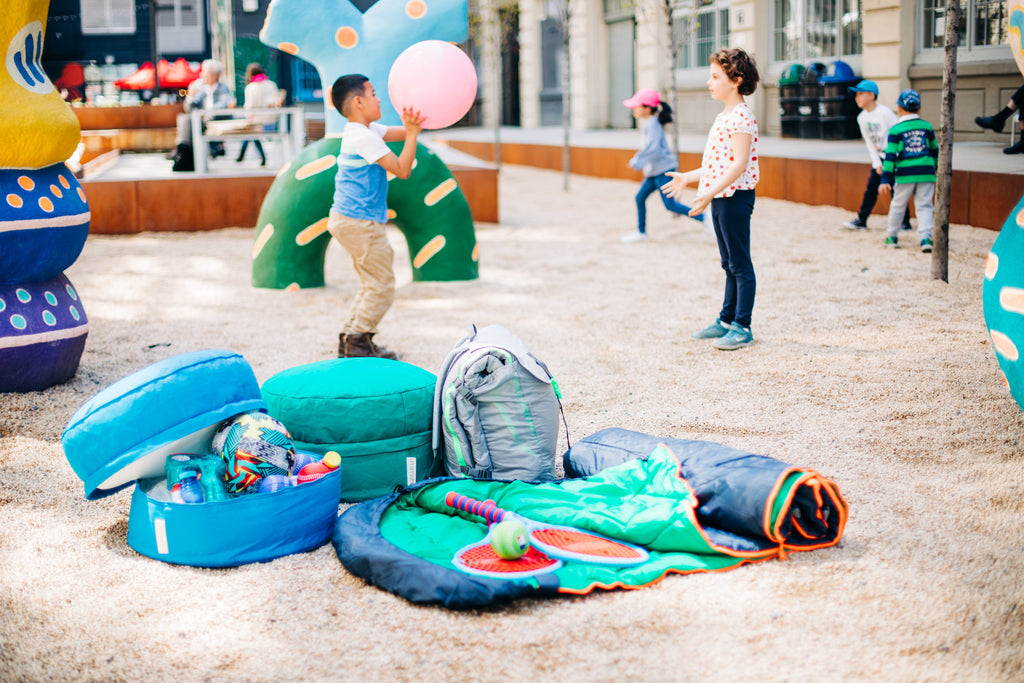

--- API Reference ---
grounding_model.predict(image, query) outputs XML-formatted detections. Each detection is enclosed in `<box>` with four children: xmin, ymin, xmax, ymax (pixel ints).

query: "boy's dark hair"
<box><xmin>710</xmin><ymin>48</ymin><xmax>760</xmax><ymax>96</ymax></box>
<box><xmin>331</xmin><ymin>74</ymin><xmax>369</xmax><ymax>117</ymax></box>
<box><xmin>656</xmin><ymin>102</ymin><xmax>674</xmax><ymax>125</ymax></box>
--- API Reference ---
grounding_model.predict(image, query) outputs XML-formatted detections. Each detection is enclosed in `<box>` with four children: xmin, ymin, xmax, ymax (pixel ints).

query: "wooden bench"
<box><xmin>190</xmin><ymin>107</ymin><xmax>306</xmax><ymax>173</ymax></box>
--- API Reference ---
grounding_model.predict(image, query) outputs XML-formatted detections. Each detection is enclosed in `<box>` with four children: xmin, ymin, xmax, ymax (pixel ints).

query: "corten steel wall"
<box><xmin>82</xmin><ymin>166</ymin><xmax>498</xmax><ymax>234</ymax></box>
<box><xmin>72</xmin><ymin>103</ymin><xmax>185</xmax><ymax>130</ymax></box>
<box><xmin>443</xmin><ymin>140</ymin><xmax>1021</xmax><ymax>231</ymax></box>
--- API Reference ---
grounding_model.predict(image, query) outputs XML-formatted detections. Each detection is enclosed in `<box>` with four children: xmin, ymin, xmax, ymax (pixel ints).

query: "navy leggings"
<box><xmin>711</xmin><ymin>189</ymin><xmax>756</xmax><ymax>329</ymax></box>
<box><xmin>636</xmin><ymin>172</ymin><xmax>694</xmax><ymax>232</ymax></box>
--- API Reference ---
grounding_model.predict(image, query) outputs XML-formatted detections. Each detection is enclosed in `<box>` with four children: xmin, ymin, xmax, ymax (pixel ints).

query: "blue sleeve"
<box><xmin>631</xmin><ymin>120</ymin><xmax>661</xmax><ymax>170</ymax></box>
<box><xmin>214</xmin><ymin>83</ymin><xmax>234</xmax><ymax>109</ymax></box>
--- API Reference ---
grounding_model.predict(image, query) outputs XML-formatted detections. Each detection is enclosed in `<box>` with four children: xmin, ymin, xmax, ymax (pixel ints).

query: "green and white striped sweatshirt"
<box><xmin>880</xmin><ymin>115</ymin><xmax>938</xmax><ymax>186</ymax></box>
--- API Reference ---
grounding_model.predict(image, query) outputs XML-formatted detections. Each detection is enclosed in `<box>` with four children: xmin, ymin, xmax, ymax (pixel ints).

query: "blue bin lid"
<box><xmin>820</xmin><ymin>60</ymin><xmax>857</xmax><ymax>83</ymax></box>
<box><xmin>61</xmin><ymin>349</ymin><xmax>267</xmax><ymax>499</ymax></box>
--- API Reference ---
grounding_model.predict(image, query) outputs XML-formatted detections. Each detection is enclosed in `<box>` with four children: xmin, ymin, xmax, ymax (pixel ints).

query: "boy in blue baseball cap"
<box><xmin>842</xmin><ymin>80</ymin><xmax>911</xmax><ymax>232</ymax></box>
<box><xmin>879</xmin><ymin>89</ymin><xmax>938</xmax><ymax>252</ymax></box>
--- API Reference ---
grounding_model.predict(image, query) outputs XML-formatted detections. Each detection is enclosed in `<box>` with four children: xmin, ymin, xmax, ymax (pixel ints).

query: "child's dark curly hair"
<box><xmin>710</xmin><ymin>48</ymin><xmax>760</xmax><ymax>96</ymax></box>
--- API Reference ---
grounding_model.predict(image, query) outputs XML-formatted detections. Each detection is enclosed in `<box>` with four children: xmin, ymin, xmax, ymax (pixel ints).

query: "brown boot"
<box><xmin>338</xmin><ymin>332</ymin><xmax>399</xmax><ymax>360</ymax></box>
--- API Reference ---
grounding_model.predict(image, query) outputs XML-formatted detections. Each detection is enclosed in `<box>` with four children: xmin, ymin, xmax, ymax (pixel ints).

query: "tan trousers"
<box><xmin>327</xmin><ymin>211</ymin><xmax>396</xmax><ymax>334</ymax></box>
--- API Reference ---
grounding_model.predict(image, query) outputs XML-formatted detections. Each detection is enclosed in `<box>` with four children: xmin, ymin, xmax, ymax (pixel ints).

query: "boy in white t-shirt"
<box><xmin>327</xmin><ymin>74</ymin><xmax>425</xmax><ymax>359</ymax></box>
<box><xmin>842</xmin><ymin>79</ymin><xmax>911</xmax><ymax>231</ymax></box>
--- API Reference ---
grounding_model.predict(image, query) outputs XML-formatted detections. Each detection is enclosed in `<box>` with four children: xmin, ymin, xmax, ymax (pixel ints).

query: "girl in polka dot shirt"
<box><xmin>662</xmin><ymin>47</ymin><xmax>760</xmax><ymax>351</ymax></box>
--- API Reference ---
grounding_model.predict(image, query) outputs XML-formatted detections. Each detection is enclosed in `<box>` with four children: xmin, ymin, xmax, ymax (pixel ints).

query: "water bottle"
<box><xmin>165</xmin><ymin>453</ymin><xmax>196</xmax><ymax>489</ymax></box>
<box><xmin>297</xmin><ymin>451</ymin><xmax>341</xmax><ymax>484</ymax></box>
<box><xmin>175</xmin><ymin>471</ymin><xmax>204</xmax><ymax>504</ymax></box>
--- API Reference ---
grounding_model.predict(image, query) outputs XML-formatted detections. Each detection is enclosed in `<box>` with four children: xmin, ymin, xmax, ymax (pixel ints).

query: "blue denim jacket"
<box><xmin>628</xmin><ymin>117</ymin><xmax>677</xmax><ymax>177</ymax></box>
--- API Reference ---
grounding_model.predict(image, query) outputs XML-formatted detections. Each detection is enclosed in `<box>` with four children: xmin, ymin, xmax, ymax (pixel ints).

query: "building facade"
<box><xmin>475</xmin><ymin>0</ymin><xmax>1022</xmax><ymax>141</ymax></box>
<box><xmin>42</xmin><ymin>0</ymin><xmax>301</xmax><ymax>105</ymax></box>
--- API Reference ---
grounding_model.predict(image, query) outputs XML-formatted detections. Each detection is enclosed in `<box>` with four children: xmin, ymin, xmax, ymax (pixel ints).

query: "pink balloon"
<box><xmin>388</xmin><ymin>40</ymin><xmax>478</xmax><ymax>130</ymax></box>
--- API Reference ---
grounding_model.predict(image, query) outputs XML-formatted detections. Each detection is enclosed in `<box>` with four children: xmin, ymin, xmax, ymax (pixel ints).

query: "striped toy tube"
<box><xmin>445</xmin><ymin>492</ymin><xmax>507</xmax><ymax>525</ymax></box>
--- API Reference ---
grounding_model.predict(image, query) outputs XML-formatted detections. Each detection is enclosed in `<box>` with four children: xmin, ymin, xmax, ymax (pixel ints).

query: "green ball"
<box><xmin>491</xmin><ymin>520</ymin><xmax>530</xmax><ymax>559</ymax></box>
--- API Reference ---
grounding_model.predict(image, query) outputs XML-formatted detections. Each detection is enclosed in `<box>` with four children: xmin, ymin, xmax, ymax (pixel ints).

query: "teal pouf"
<box><xmin>262</xmin><ymin>358</ymin><xmax>438</xmax><ymax>502</ymax></box>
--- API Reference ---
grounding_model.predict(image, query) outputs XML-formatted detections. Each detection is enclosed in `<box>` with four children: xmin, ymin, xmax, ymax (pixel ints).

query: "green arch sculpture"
<box><xmin>251</xmin><ymin>137</ymin><xmax>478</xmax><ymax>289</ymax></box>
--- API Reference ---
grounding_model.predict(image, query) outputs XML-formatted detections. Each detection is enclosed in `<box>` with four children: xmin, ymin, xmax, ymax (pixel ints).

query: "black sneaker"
<box><xmin>843</xmin><ymin>217</ymin><xmax>867</xmax><ymax>230</ymax></box>
<box><xmin>1004</xmin><ymin>140</ymin><xmax>1024</xmax><ymax>155</ymax></box>
<box><xmin>976</xmin><ymin>115</ymin><xmax>1006</xmax><ymax>134</ymax></box>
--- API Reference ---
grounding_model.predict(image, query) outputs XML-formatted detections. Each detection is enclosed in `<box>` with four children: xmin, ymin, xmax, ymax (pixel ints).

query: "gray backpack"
<box><xmin>431</xmin><ymin>324</ymin><xmax>565</xmax><ymax>482</ymax></box>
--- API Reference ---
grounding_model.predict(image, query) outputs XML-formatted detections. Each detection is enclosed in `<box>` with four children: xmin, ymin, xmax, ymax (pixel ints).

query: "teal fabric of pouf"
<box><xmin>262</xmin><ymin>358</ymin><xmax>437</xmax><ymax>502</ymax></box>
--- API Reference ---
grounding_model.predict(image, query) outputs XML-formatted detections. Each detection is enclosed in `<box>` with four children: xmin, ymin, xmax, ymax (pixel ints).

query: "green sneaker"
<box><xmin>920</xmin><ymin>238</ymin><xmax>933</xmax><ymax>253</ymax></box>
<box><xmin>712</xmin><ymin>322</ymin><xmax>753</xmax><ymax>350</ymax></box>
<box><xmin>691</xmin><ymin>319</ymin><xmax>730</xmax><ymax>340</ymax></box>
<box><xmin>884</xmin><ymin>236</ymin><xmax>898</xmax><ymax>248</ymax></box>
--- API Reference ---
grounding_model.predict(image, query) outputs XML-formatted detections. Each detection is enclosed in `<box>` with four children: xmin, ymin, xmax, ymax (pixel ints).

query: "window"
<box><xmin>81</xmin><ymin>0</ymin><xmax>136</xmax><ymax>35</ymax></box>
<box><xmin>290</xmin><ymin>58</ymin><xmax>323</xmax><ymax>102</ymax></box>
<box><xmin>672</xmin><ymin>1</ymin><xmax>730</xmax><ymax>71</ymax></box>
<box><xmin>156</xmin><ymin>0</ymin><xmax>205</xmax><ymax>54</ymax></box>
<box><xmin>921</xmin><ymin>0</ymin><xmax>1007</xmax><ymax>53</ymax></box>
<box><xmin>157</xmin><ymin>0</ymin><xmax>201</xmax><ymax>31</ymax></box>
<box><xmin>772</xmin><ymin>0</ymin><xmax>862</xmax><ymax>63</ymax></box>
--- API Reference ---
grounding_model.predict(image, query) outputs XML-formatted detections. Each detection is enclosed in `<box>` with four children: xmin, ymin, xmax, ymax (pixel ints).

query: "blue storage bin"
<box><xmin>61</xmin><ymin>349</ymin><xmax>342</xmax><ymax>567</ymax></box>
<box><xmin>127</xmin><ymin>467</ymin><xmax>340</xmax><ymax>567</ymax></box>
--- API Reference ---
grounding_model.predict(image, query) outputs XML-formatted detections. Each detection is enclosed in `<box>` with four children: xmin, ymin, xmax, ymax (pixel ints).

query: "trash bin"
<box><xmin>798</xmin><ymin>62</ymin><xmax>826</xmax><ymax>139</ymax></box>
<box><xmin>818</xmin><ymin>60</ymin><xmax>860</xmax><ymax>140</ymax></box>
<box><xmin>778</xmin><ymin>63</ymin><xmax>804</xmax><ymax>139</ymax></box>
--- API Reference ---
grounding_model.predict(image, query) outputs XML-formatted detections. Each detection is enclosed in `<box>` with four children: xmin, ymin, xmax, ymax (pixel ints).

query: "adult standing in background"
<box><xmin>236</xmin><ymin>63</ymin><xmax>282</xmax><ymax>166</ymax></box>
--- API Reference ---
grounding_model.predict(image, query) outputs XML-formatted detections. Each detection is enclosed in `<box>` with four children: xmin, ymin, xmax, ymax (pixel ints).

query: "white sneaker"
<box><xmin>621</xmin><ymin>231</ymin><xmax>649</xmax><ymax>243</ymax></box>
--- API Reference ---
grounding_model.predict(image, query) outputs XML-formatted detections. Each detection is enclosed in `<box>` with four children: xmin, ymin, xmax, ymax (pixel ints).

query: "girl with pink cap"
<box><xmin>621</xmin><ymin>88</ymin><xmax>704</xmax><ymax>243</ymax></box>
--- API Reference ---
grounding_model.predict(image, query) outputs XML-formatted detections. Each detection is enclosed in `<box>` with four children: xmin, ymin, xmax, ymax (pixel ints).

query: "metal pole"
<box><xmin>150</xmin><ymin>0</ymin><xmax>160</xmax><ymax>93</ymax></box>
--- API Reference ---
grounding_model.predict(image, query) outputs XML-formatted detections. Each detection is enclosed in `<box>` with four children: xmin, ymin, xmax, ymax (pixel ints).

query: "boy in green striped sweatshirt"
<box><xmin>879</xmin><ymin>89</ymin><xmax>937</xmax><ymax>253</ymax></box>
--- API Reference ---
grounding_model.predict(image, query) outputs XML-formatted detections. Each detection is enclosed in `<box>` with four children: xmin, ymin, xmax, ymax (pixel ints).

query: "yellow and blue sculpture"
<box><xmin>1</xmin><ymin>0</ymin><xmax>90</xmax><ymax>392</ymax></box>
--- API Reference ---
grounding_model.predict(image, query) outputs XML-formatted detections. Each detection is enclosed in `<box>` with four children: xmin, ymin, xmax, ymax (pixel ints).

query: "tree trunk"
<box><xmin>561</xmin><ymin>19</ymin><xmax>571</xmax><ymax>191</ymax></box>
<box><xmin>667</xmin><ymin>0</ymin><xmax>680</xmax><ymax>155</ymax></box>
<box><xmin>493</xmin><ymin>11</ymin><xmax>502</xmax><ymax>168</ymax></box>
<box><xmin>932</xmin><ymin>0</ymin><xmax>959</xmax><ymax>282</ymax></box>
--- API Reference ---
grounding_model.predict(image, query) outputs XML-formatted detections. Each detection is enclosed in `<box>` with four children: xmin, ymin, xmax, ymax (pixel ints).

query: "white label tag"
<box><xmin>154</xmin><ymin>518</ymin><xmax>169</xmax><ymax>555</ymax></box>
<box><xmin>406</xmin><ymin>457</ymin><xmax>417</xmax><ymax>486</ymax></box>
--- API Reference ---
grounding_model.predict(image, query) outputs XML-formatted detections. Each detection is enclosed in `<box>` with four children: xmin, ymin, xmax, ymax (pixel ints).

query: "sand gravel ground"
<box><xmin>1</xmin><ymin>164</ymin><xmax>1022</xmax><ymax>682</ymax></box>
